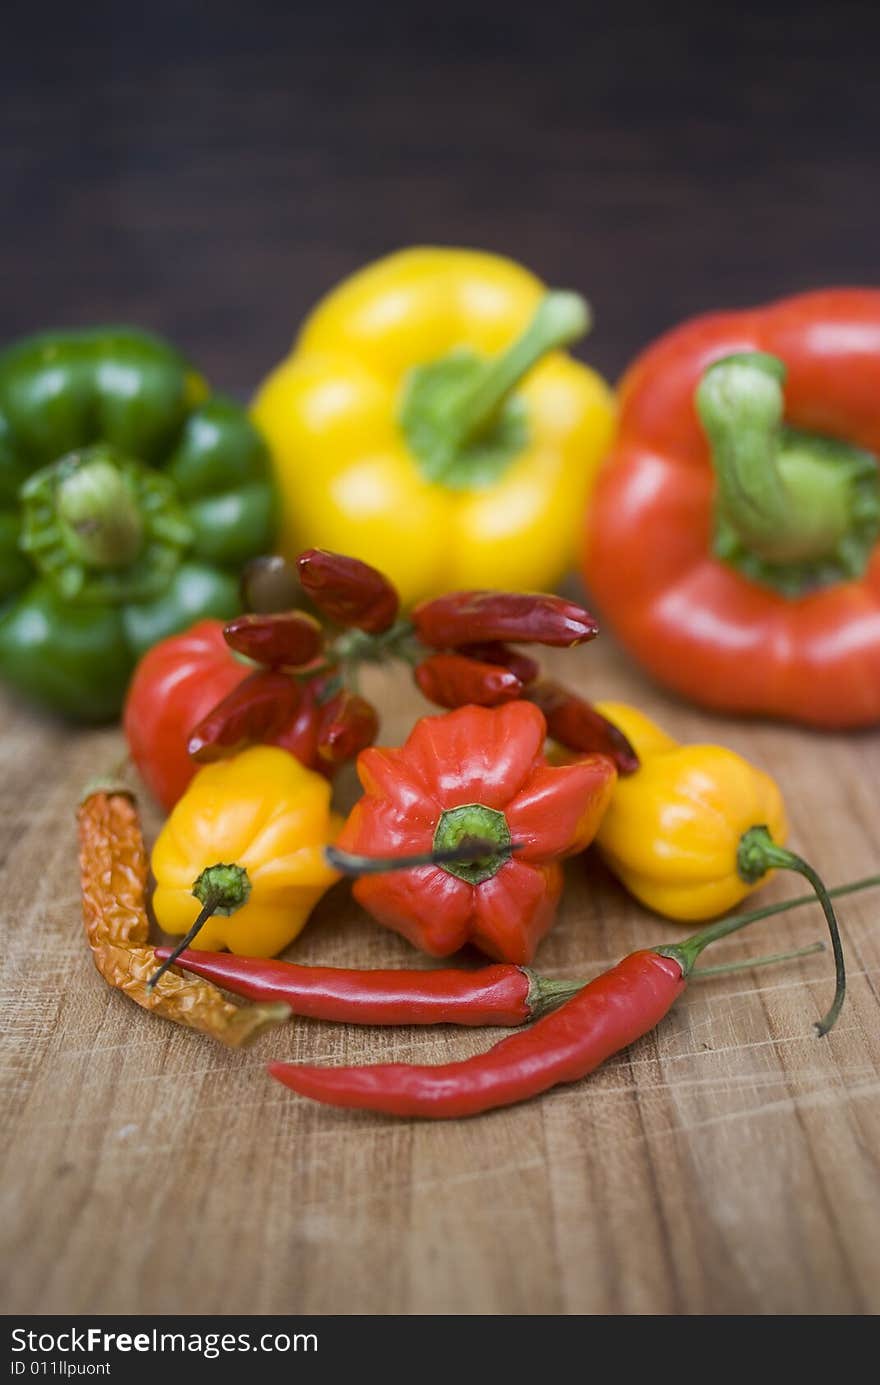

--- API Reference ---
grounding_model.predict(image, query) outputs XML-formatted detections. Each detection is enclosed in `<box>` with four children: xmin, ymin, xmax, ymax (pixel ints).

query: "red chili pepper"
<box><xmin>267</xmin><ymin>892</ymin><xmax>847</xmax><ymax>1118</ymax></box>
<box><xmin>527</xmin><ymin>680</ymin><xmax>639</xmax><ymax>774</ymax></box>
<box><xmin>152</xmin><ymin>950</ymin><xmax>582</xmax><ymax>1025</ymax></box>
<box><xmin>413</xmin><ymin>590</ymin><xmax>599</xmax><ymax>649</ymax></box>
<box><xmin>187</xmin><ymin>670</ymin><xmax>301</xmax><ymax>763</ymax></box>
<box><xmin>317</xmin><ymin>689</ymin><xmax>379</xmax><ymax>765</ymax></box>
<box><xmin>414</xmin><ymin>653</ymin><xmax>523</xmax><ymax>708</ymax></box>
<box><xmin>224</xmin><ymin>611</ymin><xmax>324</xmax><ymax>668</ymax></box>
<box><xmin>457</xmin><ymin>642</ymin><xmax>540</xmax><ymax>687</ymax></box>
<box><xmin>297</xmin><ymin>548</ymin><xmax>400</xmax><ymax>633</ymax></box>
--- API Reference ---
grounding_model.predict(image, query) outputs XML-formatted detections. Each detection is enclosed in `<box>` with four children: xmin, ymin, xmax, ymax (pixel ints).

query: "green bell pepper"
<box><xmin>0</xmin><ymin>326</ymin><xmax>276</xmax><ymax>721</ymax></box>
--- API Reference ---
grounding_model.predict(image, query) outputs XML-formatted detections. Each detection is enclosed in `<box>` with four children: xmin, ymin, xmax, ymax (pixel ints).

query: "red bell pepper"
<box><xmin>583</xmin><ymin>289</ymin><xmax>880</xmax><ymax>728</ymax></box>
<box><xmin>335</xmin><ymin>701</ymin><xmax>617</xmax><ymax>964</ymax></box>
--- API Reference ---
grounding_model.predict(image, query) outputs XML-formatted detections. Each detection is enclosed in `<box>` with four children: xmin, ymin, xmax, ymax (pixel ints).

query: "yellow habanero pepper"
<box><xmin>151</xmin><ymin>747</ymin><xmax>342</xmax><ymax>958</ymax></box>
<box><xmin>593</xmin><ymin>702</ymin><xmax>842</xmax><ymax>928</ymax></box>
<box><xmin>251</xmin><ymin>247</ymin><xmax>616</xmax><ymax>605</ymax></box>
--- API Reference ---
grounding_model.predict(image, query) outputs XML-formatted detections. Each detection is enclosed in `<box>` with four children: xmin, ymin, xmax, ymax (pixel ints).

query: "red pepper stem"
<box><xmin>658</xmin><ymin>825</ymin><xmax>847</xmax><ymax>1036</ymax></box>
<box><xmin>692</xmin><ymin>939</ymin><xmax>824</xmax><ymax>978</ymax></box>
<box><xmin>146</xmin><ymin>862</ymin><xmax>252</xmax><ymax>992</ymax></box>
<box><xmin>325</xmin><ymin>837</ymin><xmax>518</xmax><ymax>878</ymax></box>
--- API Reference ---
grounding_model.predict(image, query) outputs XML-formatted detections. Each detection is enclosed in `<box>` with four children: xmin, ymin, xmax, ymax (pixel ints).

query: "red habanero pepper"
<box><xmin>187</xmin><ymin>669</ymin><xmax>302</xmax><ymax>762</ymax></box>
<box><xmin>335</xmin><ymin>701</ymin><xmax>616</xmax><ymax>964</ymax></box>
<box><xmin>297</xmin><ymin>548</ymin><xmax>400</xmax><ymax>633</ymax></box>
<box><xmin>527</xmin><ymin>680</ymin><xmax>639</xmax><ymax>775</ymax></box>
<box><xmin>223</xmin><ymin>611</ymin><xmax>324</xmax><ymax>668</ymax></box>
<box><xmin>153</xmin><ymin>951</ymin><xmax>582</xmax><ymax>1025</ymax></box>
<box><xmin>316</xmin><ymin>689</ymin><xmax>380</xmax><ymax>765</ymax></box>
<box><xmin>457</xmin><ymin>642</ymin><xmax>540</xmax><ymax>687</ymax></box>
<box><xmin>583</xmin><ymin>290</ymin><xmax>880</xmax><ymax>728</ymax></box>
<box><xmin>268</xmin><ymin>892</ymin><xmax>848</xmax><ymax>1118</ymax></box>
<box><xmin>414</xmin><ymin>652</ymin><xmax>523</xmax><ymax>708</ymax></box>
<box><xmin>412</xmin><ymin>591</ymin><xmax>599</xmax><ymax>649</ymax></box>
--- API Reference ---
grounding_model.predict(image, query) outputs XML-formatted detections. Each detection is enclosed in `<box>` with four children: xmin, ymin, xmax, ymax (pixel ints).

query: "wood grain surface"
<box><xmin>2</xmin><ymin>636</ymin><xmax>879</xmax><ymax>1316</ymax></box>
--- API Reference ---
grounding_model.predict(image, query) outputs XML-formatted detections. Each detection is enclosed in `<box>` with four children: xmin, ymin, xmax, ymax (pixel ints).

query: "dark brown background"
<box><xmin>4</xmin><ymin>0</ymin><xmax>880</xmax><ymax>389</ymax></box>
<box><xmin>3</xmin><ymin>1</ymin><xmax>880</xmax><ymax>1318</ymax></box>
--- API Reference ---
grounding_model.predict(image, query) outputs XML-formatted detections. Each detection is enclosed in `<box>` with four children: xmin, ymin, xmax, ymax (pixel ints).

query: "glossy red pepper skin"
<box><xmin>123</xmin><ymin>620</ymin><xmax>249</xmax><ymax>810</ymax></box>
<box><xmin>297</xmin><ymin>548</ymin><xmax>399</xmax><ymax>632</ymax></box>
<box><xmin>527</xmin><ymin>680</ymin><xmax>639</xmax><ymax>774</ymax></box>
<box><xmin>316</xmin><ymin>689</ymin><xmax>379</xmax><ymax>765</ymax></box>
<box><xmin>269</xmin><ymin>950</ymin><xmax>685</xmax><ymax>1117</ymax></box>
<box><xmin>336</xmin><ymin>702</ymin><xmax>617</xmax><ymax>964</ymax></box>
<box><xmin>457</xmin><ymin>642</ymin><xmax>540</xmax><ymax>687</ymax></box>
<box><xmin>412</xmin><ymin>591</ymin><xmax>599</xmax><ymax>649</ymax></box>
<box><xmin>187</xmin><ymin>669</ymin><xmax>301</xmax><ymax>762</ymax></box>
<box><xmin>154</xmin><ymin>949</ymin><xmax>537</xmax><ymax>1026</ymax></box>
<box><xmin>414</xmin><ymin>652</ymin><xmax>523</xmax><ymax>708</ymax></box>
<box><xmin>583</xmin><ymin>290</ymin><xmax>880</xmax><ymax>728</ymax></box>
<box><xmin>223</xmin><ymin>611</ymin><xmax>324</xmax><ymax>668</ymax></box>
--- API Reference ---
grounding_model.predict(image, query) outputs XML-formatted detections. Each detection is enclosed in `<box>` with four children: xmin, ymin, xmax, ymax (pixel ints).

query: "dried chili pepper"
<box><xmin>528</xmin><ymin>680</ymin><xmax>639</xmax><ymax>774</ymax></box>
<box><xmin>457</xmin><ymin>642</ymin><xmax>540</xmax><ymax>687</ymax></box>
<box><xmin>223</xmin><ymin>611</ymin><xmax>324</xmax><ymax>668</ymax></box>
<box><xmin>268</xmin><ymin>890</ymin><xmax>848</xmax><ymax>1117</ymax></box>
<box><xmin>297</xmin><ymin>548</ymin><xmax>399</xmax><ymax>633</ymax></box>
<box><xmin>78</xmin><ymin>786</ymin><xmax>288</xmax><ymax>1045</ymax></box>
<box><xmin>187</xmin><ymin>669</ymin><xmax>301</xmax><ymax>762</ymax></box>
<box><xmin>413</xmin><ymin>590</ymin><xmax>599</xmax><ymax>649</ymax></box>
<box><xmin>414</xmin><ymin>652</ymin><xmax>523</xmax><ymax>708</ymax></box>
<box><xmin>316</xmin><ymin>689</ymin><xmax>379</xmax><ymax>765</ymax></box>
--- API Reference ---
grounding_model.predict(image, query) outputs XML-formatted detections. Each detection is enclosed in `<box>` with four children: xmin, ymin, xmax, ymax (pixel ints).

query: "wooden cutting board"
<box><xmin>2</xmin><ymin>636</ymin><xmax>879</xmax><ymax>1315</ymax></box>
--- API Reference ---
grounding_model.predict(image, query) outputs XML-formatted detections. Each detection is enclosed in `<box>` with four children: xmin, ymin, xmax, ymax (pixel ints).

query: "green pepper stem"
<box><xmin>696</xmin><ymin>351</ymin><xmax>869</xmax><ymax>568</ymax></box>
<box><xmin>692</xmin><ymin>940</ymin><xmax>824</xmax><ymax>978</ymax></box>
<box><xmin>657</xmin><ymin>825</ymin><xmax>847</xmax><ymax>1036</ymax></box>
<box><xmin>56</xmin><ymin>454</ymin><xmax>145</xmax><ymax>568</ymax></box>
<box><xmin>325</xmin><ymin>836</ymin><xmax>518</xmax><ymax>878</ymax></box>
<box><xmin>447</xmin><ymin>291</ymin><xmax>590</xmax><ymax>447</ymax></box>
<box><xmin>147</xmin><ymin>863</ymin><xmax>251</xmax><ymax>991</ymax></box>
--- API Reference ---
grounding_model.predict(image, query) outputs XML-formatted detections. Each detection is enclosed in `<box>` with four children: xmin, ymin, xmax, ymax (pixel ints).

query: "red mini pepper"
<box><xmin>223</xmin><ymin>611</ymin><xmax>324</xmax><ymax>667</ymax></box>
<box><xmin>412</xmin><ymin>590</ymin><xmax>599</xmax><ymax>650</ymax></box>
<box><xmin>297</xmin><ymin>548</ymin><xmax>399</xmax><ymax>633</ymax></box>
<box><xmin>584</xmin><ymin>290</ymin><xmax>880</xmax><ymax>728</ymax></box>
<box><xmin>414</xmin><ymin>652</ymin><xmax>523</xmax><ymax>708</ymax></box>
<box><xmin>335</xmin><ymin>701</ymin><xmax>617</xmax><ymax>964</ymax></box>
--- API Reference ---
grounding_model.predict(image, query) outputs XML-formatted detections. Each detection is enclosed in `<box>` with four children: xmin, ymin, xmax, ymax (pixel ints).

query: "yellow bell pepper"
<box><xmin>593</xmin><ymin>701</ymin><xmax>789</xmax><ymax>920</ymax></box>
<box><xmin>151</xmin><ymin>746</ymin><xmax>342</xmax><ymax>956</ymax></box>
<box><xmin>251</xmin><ymin>247</ymin><xmax>616</xmax><ymax>605</ymax></box>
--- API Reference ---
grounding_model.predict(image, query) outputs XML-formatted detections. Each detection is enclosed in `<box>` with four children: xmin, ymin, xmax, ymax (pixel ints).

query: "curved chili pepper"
<box><xmin>457</xmin><ymin>642</ymin><xmax>540</xmax><ymax>687</ymax></box>
<box><xmin>412</xmin><ymin>591</ymin><xmax>599</xmax><ymax>649</ymax></box>
<box><xmin>414</xmin><ymin>652</ymin><xmax>523</xmax><ymax>708</ymax></box>
<box><xmin>187</xmin><ymin>669</ymin><xmax>301</xmax><ymax>762</ymax></box>
<box><xmin>223</xmin><ymin>611</ymin><xmax>324</xmax><ymax>668</ymax></box>
<box><xmin>268</xmin><ymin>886</ymin><xmax>848</xmax><ymax>1117</ymax></box>
<box><xmin>316</xmin><ymin>689</ymin><xmax>380</xmax><ymax>765</ymax></box>
<box><xmin>297</xmin><ymin>548</ymin><xmax>400</xmax><ymax>633</ymax></box>
<box><xmin>78</xmin><ymin>787</ymin><xmax>288</xmax><ymax>1046</ymax></box>
<box><xmin>527</xmin><ymin>680</ymin><xmax>639</xmax><ymax>774</ymax></box>
<box><xmin>152</xmin><ymin>952</ymin><xmax>582</xmax><ymax>1025</ymax></box>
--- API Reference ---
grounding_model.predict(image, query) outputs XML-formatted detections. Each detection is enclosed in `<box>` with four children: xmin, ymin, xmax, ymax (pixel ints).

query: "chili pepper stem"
<box><xmin>692</xmin><ymin>940</ymin><xmax>824</xmax><ymax>978</ymax></box>
<box><xmin>325</xmin><ymin>836</ymin><xmax>519</xmax><ymax>877</ymax></box>
<box><xmin>147</xmin><ymin>863</ymin><xmax>251</xmax><ymax>991</ymax></box>
<box><xmin>658</xmin><ymin>825</ymin><xmax>847</xmax><ymax>1036</ymax></box>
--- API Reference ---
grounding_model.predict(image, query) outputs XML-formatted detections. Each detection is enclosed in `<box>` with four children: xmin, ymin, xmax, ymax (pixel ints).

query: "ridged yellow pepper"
<box><xmin>251</xmin><ymin>247</ymin><xmax>616</xmax><ymax>605</ymax></box>
<box><xmin>593</xmin><ymin>702</ymin><xmax>789</xmax><ymax>920</ymax></box>
<box><xmin>151</xmin><ymin>746</ymin><xmax>342</xmax><ymax>956</ymax></box>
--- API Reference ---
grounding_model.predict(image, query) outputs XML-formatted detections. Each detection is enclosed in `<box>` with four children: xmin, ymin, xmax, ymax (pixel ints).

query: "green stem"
<box><xmin>449</xmin><ymin>292</ymin><xmax>590</xmax><ymax>446</ymax></box>
<box><xmin>658</xmin><ymin>826</ymin><xmax>847</xmax><ymax>1036</ymax></box>
<box><xmin>147</xmin><ymin>863</ymin><xmax>251</xmax><ymax>991</ymax></box>
<box><xmin>325</xmin><ymin>836</ymin><xmax>518</xmax><ymax>878</ymax></box>
<box><xmin>696</xmin><ymin>352</ymin><xmax>878</xmax><ymax>578</ymax></box>
<box><xmin>693</xmin><ymin>940</ymin><xmax>824</xmax><ymax>978</ymax></box>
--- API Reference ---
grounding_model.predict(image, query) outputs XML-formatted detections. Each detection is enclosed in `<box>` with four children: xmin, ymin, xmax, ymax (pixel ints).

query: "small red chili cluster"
<box><xmin>187</xmin><ymin>549</ymin><xmax>638</xmax><ymax>775</ymax></box>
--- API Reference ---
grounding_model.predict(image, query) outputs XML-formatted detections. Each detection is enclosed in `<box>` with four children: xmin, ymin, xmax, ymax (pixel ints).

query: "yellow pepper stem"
<box><xmin>658</xmin><ymin>824</ymin><xmax>847</xmax><ymax>1037</ymax></box>
<box><xmin>147</xmin><ymin>863</ymin><xmax>251</xmax><ymax>991</ymax></box>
